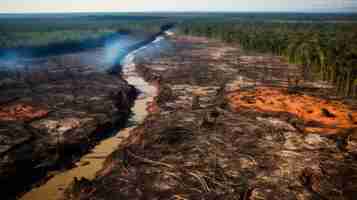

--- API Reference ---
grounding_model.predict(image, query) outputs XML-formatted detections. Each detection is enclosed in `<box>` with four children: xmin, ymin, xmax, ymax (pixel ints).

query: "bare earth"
<box><xmin>67</xmin><ymin>36</ymin><xmax>357</xmax><ymax>200</ymax></box>
<box><xmin>0</xmin><ymin>48</ymin><xmax>137</xmax><ymax>199</ymax></box>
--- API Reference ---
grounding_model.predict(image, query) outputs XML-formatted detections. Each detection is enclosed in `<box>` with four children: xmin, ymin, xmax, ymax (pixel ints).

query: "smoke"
<box><xmin>103</xmin><ymin>35</ymin><xmax>141</xmax><ymax>67</ymax></box>
<box><xmin>122</xmin><ymin>35</ymin><xmax>173</xmax><ymax>67</ymax></box>
<box><xmin>0</xmin><ymin>51</ymin><xmax>20</xmax><ymax>68</ymax></box>
<box><xmin>0</xmin><ymin>51</ymin><xmax>26</xmax><ymax>77</ymax></box>
<box><xmin>0</xmin><ymin>31</ymin><xmax>174</xmax><ymax>81</ymax></box>
<box><xmin>103</xmin><ymin>33</ymin><xmax>174</xmax><ymax>73</ymax></box>
<box><xmin>0</xmin><ymin>50</ymin><xmax>18</xmax><ymax>61</ymax></box>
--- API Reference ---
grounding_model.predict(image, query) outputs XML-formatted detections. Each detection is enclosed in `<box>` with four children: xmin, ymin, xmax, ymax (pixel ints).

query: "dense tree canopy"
<box><xmin>178</xmin><ymin>21</ymin><xmax>357</xmax><ymax>98</ymax></box>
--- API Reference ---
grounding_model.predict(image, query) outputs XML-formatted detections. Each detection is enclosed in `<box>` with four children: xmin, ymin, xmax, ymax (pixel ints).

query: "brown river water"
<box><xmin>20</xmin><ymin>57</ymin><xmax>157</xmax><ymax>200</ymax></box>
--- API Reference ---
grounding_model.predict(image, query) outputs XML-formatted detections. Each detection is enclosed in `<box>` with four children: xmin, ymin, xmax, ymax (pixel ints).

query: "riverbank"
<box><xmin>0</xmin><ymin>29</ymin><xmax>170</xmax><ymax>199</ymax></box>
<box><xmin>0</xmin><ymin>48</ymin><xmax>137</xmax><ymax>199</ymax></box>
<box><xmin>66</xmin><ymin>36</ymin><xmax>357</xmax><ymax>200</ymax></box>
<box><xmin>20</xmin><ymin>47</ymin><xmax>158</xmax><ymax>200</ymax></box>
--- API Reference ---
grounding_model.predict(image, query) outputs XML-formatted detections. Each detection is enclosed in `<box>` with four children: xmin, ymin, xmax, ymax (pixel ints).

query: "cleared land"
<box><xmin>66</xmin><ymin>36</ymin><xmax>357</xmax><ymax>199</ymax></box>
<box><xmin>0</xmin><ymin>47</ymin><xmax>137</xmax><ymax>199</ymax></box>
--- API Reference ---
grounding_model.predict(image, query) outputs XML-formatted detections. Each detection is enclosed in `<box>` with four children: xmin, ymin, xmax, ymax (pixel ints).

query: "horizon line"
<box><xmin>1</xmin><ymin>10</ymin><xmax>357</xmax><ymax>14</ymax></box>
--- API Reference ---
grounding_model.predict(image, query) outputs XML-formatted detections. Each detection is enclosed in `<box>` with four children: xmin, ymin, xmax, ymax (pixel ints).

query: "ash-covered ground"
<box><xmin>0</xmin><ymin>46</ymin><xmax>138</xmax><ymax>199</ymax></box>
<box><xmin>67</xmin><ymin>36</ymin><xmax>357</xmax><ymax>200</ymax></box>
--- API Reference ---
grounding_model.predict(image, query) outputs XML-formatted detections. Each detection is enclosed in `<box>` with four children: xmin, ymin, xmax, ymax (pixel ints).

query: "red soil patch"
<box><xmin>0</xmin><ymin>103</ymin><xmax>49</xmax><ymax>122</ymax></box>
<box><xmin>147</xmin><ymin>101</ymin><xmax>159</xmax><ymax>113</ymax></box>
<box><xmin>227</xmin><ymin>87</ymin><xmax>357</xmax><ymax>135</ymax></box>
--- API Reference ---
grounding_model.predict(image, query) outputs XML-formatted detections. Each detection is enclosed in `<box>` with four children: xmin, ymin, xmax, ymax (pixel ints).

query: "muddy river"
<box><xmin>20</xmin><ymin>48</ymin><xmax>158</xmax><ymax>200</ymax></box>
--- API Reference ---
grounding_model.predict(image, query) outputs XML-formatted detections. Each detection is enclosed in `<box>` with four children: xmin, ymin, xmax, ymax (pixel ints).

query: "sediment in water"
<box><xmin>0</xmin><ymin>28</ymin><xmax>171</xmax><ymax>199</ymax></box>
<box><xmin>65</xmin><ymin>35</ymin><xmax>357</xmax><ymax>200</ymax></box>
<box><xmin>20</xmin><ymin>58</ymin><xmax>157</xmax><ymax>200</ymax></box>
<box><xmin>17</xmin><ymin>29</ymin><xmax>171</xmax><ymax>200</ymax></box>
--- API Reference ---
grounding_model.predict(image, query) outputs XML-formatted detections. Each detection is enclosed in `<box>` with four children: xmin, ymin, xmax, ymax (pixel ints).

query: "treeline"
<box><xmin>0</xmin><ymin>30</ymin><xmax>117</xmax><ymax>49</ymax></box>
<box><xmin>178</xmin><ymin>21</ymin><xmax>357</xmax><ymax>98</ymax></box>
<box><xmin>0</xmin><ymin>15</ymin><xmax>169</xmax><ymax>48</ymax></box>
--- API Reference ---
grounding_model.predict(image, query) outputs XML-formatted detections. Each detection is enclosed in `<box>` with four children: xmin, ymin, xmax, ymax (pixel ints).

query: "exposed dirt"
<box><xmin>66</xmin><ymin>35</ymin><xmax>357</xmax><ymax>200</ymax></box>
<box><xmin>0</xmin><ymin>48</ymin><xmax>137</xmax><ymax>199</ymax></box>
<box><xmin>0</xmin><ymin>103</ymin><xmax>49</xmax><ymax>121</ymax></box>
<box><xmin>228</xmin><ymin>86</ymin><xmax>357</xmax><ymax>135</ymax></box>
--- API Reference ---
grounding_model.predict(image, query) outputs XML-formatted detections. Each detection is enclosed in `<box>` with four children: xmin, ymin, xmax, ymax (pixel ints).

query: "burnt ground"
<box><xmin>0</xmin><ymin>48</ymin><xmax>137</xmax><ymax>199</ymax></box>
<box><xmin>67</xmin><ymin>36</ymin><xmax>357</xmax><ymax>200</ymax></box>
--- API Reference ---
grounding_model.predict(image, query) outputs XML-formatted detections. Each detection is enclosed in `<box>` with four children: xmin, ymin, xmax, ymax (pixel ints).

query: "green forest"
<box><xmin>1</xmin><ymin>13</ymin><xmax>356</xmax><ymax>98</ymax></box>
<box><xmin>178</xmin><ymin>21</ymin><xmax>357</xmax><ymax>98</ymax></box>
<box><xmin>0</xmin><ymin>15</ymin><xmax>168</xmax><ymax>48</ymax></box>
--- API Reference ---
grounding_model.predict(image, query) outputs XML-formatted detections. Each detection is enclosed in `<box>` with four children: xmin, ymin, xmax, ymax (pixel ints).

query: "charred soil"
<box><xmin>0</xmin><ymin>49</ymin><xmax>137</xmax><ymax>199</ymax></box>
<box><xmin>66</xmin><ymin>36</ymin><xmax>357</xmax><ymax>200</ymax></box>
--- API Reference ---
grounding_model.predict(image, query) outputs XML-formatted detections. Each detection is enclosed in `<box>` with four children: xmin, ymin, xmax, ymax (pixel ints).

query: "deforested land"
<box><xmin>0</xmin><ymin>13</ymin><xmax>356</xmax><ymax>200</ymax></box>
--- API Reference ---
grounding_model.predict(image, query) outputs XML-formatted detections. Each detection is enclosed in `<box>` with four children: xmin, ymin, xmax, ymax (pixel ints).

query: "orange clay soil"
<box><xmin>146</xmin><ymin>101</ymin><xmax>160</xmax><ymax>114</ymax></box>
<box><xmin>227</xmin><ymin>87</ymin><xmax>357</xmax><ymax>135</ymax></box>
<box><xmin>0</xmin><ymin>103</ymin><xmax>48</xmax><ymax>121</ymax></box>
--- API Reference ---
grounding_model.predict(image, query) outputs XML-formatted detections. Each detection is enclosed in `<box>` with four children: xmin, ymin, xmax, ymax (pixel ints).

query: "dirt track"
<box><xmin>67</xmin><ymin>36</ymin><xmax>357</xmax><ymax>200</ymax></box>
